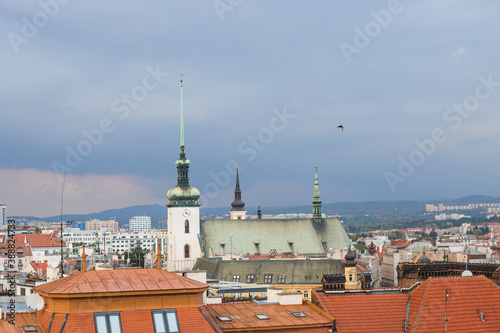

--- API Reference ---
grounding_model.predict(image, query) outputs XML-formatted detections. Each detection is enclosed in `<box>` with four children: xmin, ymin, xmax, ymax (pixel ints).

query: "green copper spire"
<box><xmin>312</xmin><ymin>165</ymin><xmax>322</xmax><ymax>224</ymax></box>
<box><xmin>180</xmin><ymin>74</ymin><xmax>184</xmax><ymax>148</ymax></box>
<box><xmin>166</xmin><ymin>76</ymin><xmax>200</xmax><ymax>207</ymax></box>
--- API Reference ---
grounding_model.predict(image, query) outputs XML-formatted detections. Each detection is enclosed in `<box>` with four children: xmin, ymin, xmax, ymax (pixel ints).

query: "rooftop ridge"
<box><xmin>411</xmin><ymin>278</ymin><xmax>432</xmax><ymax>333</ymax></box>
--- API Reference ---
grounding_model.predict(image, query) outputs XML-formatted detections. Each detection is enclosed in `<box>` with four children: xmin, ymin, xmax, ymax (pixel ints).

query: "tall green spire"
<box><xmin>166</xmin><ymin>76</ymin><xmax>200</xmax><ymax>207</ymax></box>
<box><xmin>180</xmin><ymin>74</ymin><xmax>184</xmax><ymax>148</ymax></box>
<box><xmin>312</xmin><ymin>165</ymin><xmax>322</xmax><ymax>224</ymax></box>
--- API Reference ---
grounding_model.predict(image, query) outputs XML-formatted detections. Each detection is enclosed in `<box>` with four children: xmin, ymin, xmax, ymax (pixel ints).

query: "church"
<box><xmin>166</xmin><ymin>79</ymin><xmax>352</xmax><ymax>271</ymax></box>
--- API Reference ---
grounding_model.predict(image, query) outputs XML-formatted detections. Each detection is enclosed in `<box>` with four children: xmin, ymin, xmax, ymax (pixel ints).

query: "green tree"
<box><xmin>123</xmin><ymin>246</ymin><xmax>150</xmax><ymax>268</ymax></box>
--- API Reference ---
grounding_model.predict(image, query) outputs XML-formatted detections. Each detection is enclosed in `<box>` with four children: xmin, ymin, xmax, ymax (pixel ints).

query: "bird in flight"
<box><xmin>337</xmin><ymin>125</ymin><xmax>344</xmax><ymax>132</ymax></box>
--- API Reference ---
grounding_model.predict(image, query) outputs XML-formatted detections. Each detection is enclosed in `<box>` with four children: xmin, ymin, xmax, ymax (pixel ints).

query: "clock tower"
<box><xmin>166</xmin><ymin>77</ymin><xmax>202</xmax><ymax>271</ymax></box>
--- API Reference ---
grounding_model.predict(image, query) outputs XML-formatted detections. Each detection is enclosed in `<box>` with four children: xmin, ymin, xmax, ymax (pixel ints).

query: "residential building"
<box><xmin>312</xmin><ymin>275</ymin><xmax>500</xmax><ymax>333</ymax></box>
<box><xmin>194</xmin><ymin>257</ymin><xmax>345</xmax><ymax>301</ymax></box>
<box><xmin>129</xmin><ymin>215</ymin><xmax>151</xmax><ymax>232</ymax></box>
<box><xmin>86</xmin><ymin>219</ymin><xmax>119</xmax><ymax>233</ymax></box>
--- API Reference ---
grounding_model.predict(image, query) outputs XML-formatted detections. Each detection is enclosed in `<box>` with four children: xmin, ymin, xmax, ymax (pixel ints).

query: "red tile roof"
<box><xmin>407</xmin><ymin>276</ymin><xmax>500</xmax><ymax>333</ymax></box>
<box><xmin>178</xmin><ymin>308</ymin><xmax>216</xmax><ymax>332</ymax></box>
<box><xmin>0</xmin><ymin>312</ymin><xmax>44</xmax><ymax>333</ymax></box>
<box><xmin>207</xmin><ymin>301</ymin><xmax>333</xmax><ymax>331</ymax></box>
<box><xmin>313</xmin><ymin>289</ymin><xmax>409</xmax><ymax>333</ymax></box>
<box><xmin>31</xmin><ymin>261</ymin><xmax>48</xmax><ymax>274</ymax></box>
<box><xmin>121</xmin><ymin>309</ymin><xmax>155</xmax><ymax>333</ymax></box>
<box><xmin>13</xmin><ymin>233</ymin><xmax>64</xmax><ymax>248</ymax></box>
<box><xmin>34</xmin><ymin>268</ymin><xmax>208</xmax><ymax>296</ymax></box>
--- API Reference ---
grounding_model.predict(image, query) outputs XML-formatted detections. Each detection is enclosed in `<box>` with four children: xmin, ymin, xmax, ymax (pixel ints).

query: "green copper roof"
<box><xmin>200</xmin><ymin>217</ymin><xmax>351</xmax><ymax>257</ymax></box>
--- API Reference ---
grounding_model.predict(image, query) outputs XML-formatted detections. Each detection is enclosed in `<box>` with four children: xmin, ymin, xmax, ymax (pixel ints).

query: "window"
<box><xmin>222</xmin><ymin>275</ymin><xmax>226</xmax><ymax>281</ymax></box>
<box><xmin>152</xmin><ymin>309</ymin><xmax>179</xmax><ymax>333</ymax></box>
<box><xmin>94</xmin><ymin>312</ymin><xmax>122</xmax><ymax>333</ymax></box>
<box><xmin>292</xmin><ymin>311</ymin><xmax>306</xmax><ymax>318</ymax></box>
<box><xmin>233</xmin><ymin>275</ymin><xmax>240</xmax><ymax>282</ymax></box>
<box><xmin>255</xmin><ymin>314</ymin><xmax>270</xmax><ymax>320</ymax></box>
<box><xmin>185</xmin><ymin>220</ymin><xmax>189</xmax><ymax>233</ymax></box>
<box><xmin>20</xmin><ymin>288</ymin><xmax>26</xmax><ymax>296</ymax></box>
<box><xmin>349</xmin><ymin>274</ymin><xmax>353</xmax><ymax>281</ymax></box>
<box><xmin>303</xmin><ymin>291</ymin><xmax>309</xmax><ymax>298</ymax></box>
<box><xmin>246</xmin><ymin>274</ymin><xmax>255</xmax><ymax>283</ymax></box>
<box><xmin>264</xmin><ymin>274</ymin><xmax>273</xmax><ymax>283</ymax></box>
<box><xmin>217</xmin><ymin>316</ymin><xmax>232</xmax><ymax>322</ymax></box>
<box><xmin>278</xmin><ymin>275</ymin><xmax>286</xmax><ymax>284</ymax></box>
<box><xmin>184</xmin><ymin>244</ymin><xmax>190</xmax><ymax>258</ymax></box>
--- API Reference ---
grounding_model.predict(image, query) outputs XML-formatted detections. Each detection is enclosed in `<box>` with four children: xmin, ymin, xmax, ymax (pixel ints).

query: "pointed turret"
<box><xmin>167</xmin><ymin>76</ymin><xmax>201</xmax><ymax>207</ymax></box>
<box><xmin>81</xmin><ymin>244</ymin><xmax>87</xmax><ymax>272</ymax></box>
<box><xmin>257</xmin><ymin>203</ymin><xmax>262</xmax><ymax>219</ymax></box>
<box><xmin>230</xmin><ymin>167</ymin><xmax>246</xmax><ymax>219</ymax></box>
<box><xmin>312</xmin><ymin>165</ymin><xmax>322</xmax><ymax>224</ymax></box>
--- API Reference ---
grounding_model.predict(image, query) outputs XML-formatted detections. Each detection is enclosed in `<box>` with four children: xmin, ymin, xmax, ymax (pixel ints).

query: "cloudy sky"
<box><xmin>1</xmin><ymin>1</ymin><xmax>499</xmax><ymax>217</ymax></box>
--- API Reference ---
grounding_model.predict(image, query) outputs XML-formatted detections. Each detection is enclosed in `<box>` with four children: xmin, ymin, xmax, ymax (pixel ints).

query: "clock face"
<box><xmin>182</xmin><ymin>209</ymin><xmax>191</xmax><ymax>217</ymax></box>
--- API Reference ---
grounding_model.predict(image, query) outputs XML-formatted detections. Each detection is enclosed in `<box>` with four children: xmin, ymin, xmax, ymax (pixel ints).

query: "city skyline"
<box><xmin>1</xmin><ymin>2</ymin><xmax>500</xmax><ymax>217</ymax></box>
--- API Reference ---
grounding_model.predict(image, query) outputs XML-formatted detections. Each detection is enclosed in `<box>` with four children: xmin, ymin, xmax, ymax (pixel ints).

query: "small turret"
<box><xmin>230</xmin><ymin>167</ymin><xmax>246</xmax><ymax>219</ymax></box>
<box><xmin>312</xmin><ymin>166</ymin><xmax>322</xmax><ymax>224</ymax></box>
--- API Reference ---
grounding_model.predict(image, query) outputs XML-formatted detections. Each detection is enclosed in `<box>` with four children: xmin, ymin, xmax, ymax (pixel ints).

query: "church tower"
<box><xmin>230</xmin><ymin>167</ymin><xmax>246</xmax><ymax>219</ymax></box>
<box><xmin>344</xmin><ymin>247</ymin><xmax>359</xmax><ymax>290</ymax></box>
<box><xmin>166</xmin><ymin>76</ymin><xmax>201</xmax><ymax>271</ymax></box>
<box><xmin>312</xmin><ymin>166</ymin><xmax>322</xmax><ymax>224</ymax></box>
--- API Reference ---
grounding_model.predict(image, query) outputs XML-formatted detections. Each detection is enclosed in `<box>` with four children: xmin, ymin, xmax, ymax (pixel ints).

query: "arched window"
<box><xmin>184</xmin><ymin>244</ymin><xmax>190</xmax><ymax>258</ymax></box>
<box><xmin>185</xmin><ymin>219</ymin><xmax>189</xmax><ymax>233</ymax></box>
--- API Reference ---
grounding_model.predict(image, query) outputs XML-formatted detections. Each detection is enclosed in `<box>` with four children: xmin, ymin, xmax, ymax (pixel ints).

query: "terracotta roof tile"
<box><xmin>313</xmin><ymin>289</ymin><xmax>409</xmax><ymax>333</ymax></box>
<box><xmin>13</xmin><ymin>233</ymin><xmax>64</xmax><ymax>248</ymax></box>
<box><xmin>178</xmin><ymin>308</ymin><xmax>216</xmax><ymax>332</ymax></box>
<box><xmin>62</xmin><ymin>313</ymin><xmax>95</xmax><ymax>333</ymax></box>
<box><xmin>207</xmin><ymin>301</ymin><xmax>333</xmax><ymax>331</ymax></box>
<box><xmin>0</xmin><ymin>312</ymin><xmax>44</xmax><ymax>333</ymax></box>
<box><xmin>408</xmin><ymin>276</ymin><xmax>500</xmax><ymax>333</ymax></box>
<box><xmin>34</xmin><ymin>268</ymin><xmax>207</xmax><ymax>295</ymax></box>
<box><xmin>121</xmin><ymin>309</ymin><xmax>154</xmax><ymax>333</ymax></box>
<box><xmin>31</xmin><ymin>261</ymin><xmax>48</xmax><ymax>274</ymax></box>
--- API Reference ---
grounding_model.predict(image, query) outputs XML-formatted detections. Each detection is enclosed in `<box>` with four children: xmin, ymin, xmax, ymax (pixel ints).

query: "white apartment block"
<box><xmin>110</xmin><ymin>231</ymin><xmax>157</xmax><ymax>254</ymax></box>
<box><xmin>62</xmin><ymin>228</ymin><xmax>158</xmax><ymax>255</ymax></box>
<box><xmin>129</xmin><ymin>216</ymin><xmax>151</xmax><ymax>232</ymax></box>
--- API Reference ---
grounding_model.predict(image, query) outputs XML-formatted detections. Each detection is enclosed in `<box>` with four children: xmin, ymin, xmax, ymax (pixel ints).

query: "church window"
<box><xmin>184</xmin><ymin>244</ymin><xmax>190</xmax><ymax>258</ymax></box>
<box><xmin>185</xmin><ymin>220</ymin><xmax>189</xmax><ymax>233</ymax></box>
<box><xmin>246</xmin><ymin>274</ymin><xmax>255</xmax><ymax>283</ymax></box>
<box><xmin>264</xmin><ymin>274</ymin><xmax>273</xmax><ymax>283</ymax></box>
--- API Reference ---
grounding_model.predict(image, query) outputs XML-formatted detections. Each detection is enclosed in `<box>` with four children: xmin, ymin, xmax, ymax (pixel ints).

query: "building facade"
<box><xmin>129</xmin><ymin>215</ymin><xmax>151</xmax><ymax>232</ymax></box>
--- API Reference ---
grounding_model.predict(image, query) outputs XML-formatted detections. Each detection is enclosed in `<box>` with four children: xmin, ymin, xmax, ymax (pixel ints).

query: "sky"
<box><xmin>1</xmin><ymin>1</ymin><xmax>500</xmax><ymax>217</ymax></box>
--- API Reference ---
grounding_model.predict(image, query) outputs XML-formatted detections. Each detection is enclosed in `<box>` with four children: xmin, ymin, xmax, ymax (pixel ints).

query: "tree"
<box><xmin>429</xmin><ymin>230</ymin><xmax>438</xmax><ymax>240</ymax></box>
<box><xmin>122</xmin><ymin>246</ymin><xmax>150</xmax><ymax>268</ymax></box>
<box><xmin>35</xmin><ymin>226</ymin><xmax>43</xmax><ymax>234</ymax></box>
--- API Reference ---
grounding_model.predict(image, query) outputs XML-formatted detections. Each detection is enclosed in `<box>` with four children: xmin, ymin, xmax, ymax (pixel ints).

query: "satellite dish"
<box><xmin>462</xmin><ymin>270</ymin><xmax>473</xmax><ymax>277</ymax></box>
<box><xmin>26</xmin><ymin>293</ymin><xmax>44</xmax><ymax>311</ymax></box>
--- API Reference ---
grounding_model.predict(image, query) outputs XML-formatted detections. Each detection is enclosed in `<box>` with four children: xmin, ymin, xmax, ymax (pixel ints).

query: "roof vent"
<box><xmin>479</xmin><ymin>311</ymin><xmax>485</xmax><ymax>322</ymax></box>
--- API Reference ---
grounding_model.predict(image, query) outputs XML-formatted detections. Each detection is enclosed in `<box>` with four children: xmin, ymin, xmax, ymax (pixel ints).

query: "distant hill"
<box><xmin>9</xmin><ymin>195</ymin><xmax>500</xmax><ymax>228</ymax></box>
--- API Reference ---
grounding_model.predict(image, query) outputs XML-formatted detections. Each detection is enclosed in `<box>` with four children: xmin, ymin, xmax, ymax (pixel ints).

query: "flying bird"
<box><xmin>337</xmin><ymin>125</ymin><xmax>344</xmax><ymax>132</ymax></box>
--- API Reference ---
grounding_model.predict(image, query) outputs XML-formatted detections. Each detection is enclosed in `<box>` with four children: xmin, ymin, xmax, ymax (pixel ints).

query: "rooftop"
<box><xmin>34</xmin><ymin>268</ymin><xmax>207</xmax><ymax>296</ymax></box>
